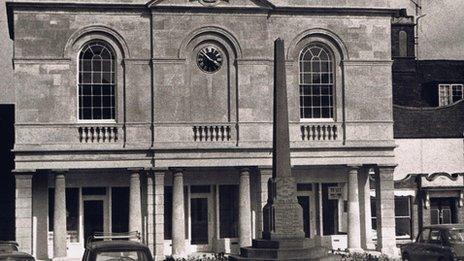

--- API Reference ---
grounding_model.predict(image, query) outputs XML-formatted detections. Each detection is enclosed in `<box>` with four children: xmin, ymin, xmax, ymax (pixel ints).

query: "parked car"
<box><xmin>0</xmin><ymin>242</ymin><xmax>19</xmax><ymax>253</ymax></box>
<box><xmin>82</xmin><ymin>232</ymin><xmax>153</xmax><ymax>261</ymax></box>
<box><xmin>0</xmin><ymin>251</ymin><xmax>35</xmax><ymax>261</ymax></box>
<box><xmin>401</xmin><ymin>224</ymin><xmax>464</xmax><ymax>261</ymax></box>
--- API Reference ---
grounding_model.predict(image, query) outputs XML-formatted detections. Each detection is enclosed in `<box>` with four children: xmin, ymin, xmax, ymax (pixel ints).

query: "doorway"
<box><xmin>430</xmin><ymin>198</ymin><xmax>457</xmax><ymax>224</ymax></box>
<box><xmin>189</xmin><ymin>185</ymin><xmax>214</xmax><ymax>252</ymax></box>
<box><xmin>191</xmin><ymin>198</ymin><xmax>208</xmax><ymax>244</ymax></box>
<box><xmin>83</xmin><ymin>195</ymin><xmax>108</xmax><ymax>245</ymax></box>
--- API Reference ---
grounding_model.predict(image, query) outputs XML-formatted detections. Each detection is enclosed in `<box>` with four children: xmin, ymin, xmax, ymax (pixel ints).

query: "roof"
<box><xmin>86</xmin><ymin>240</ymin><xmax>149</xmax><ymax>251</ymax></box>
<box><xmin>394</xmin><ymin>100</ymin><xmax>464</xmax><ymax>138</ymax></box>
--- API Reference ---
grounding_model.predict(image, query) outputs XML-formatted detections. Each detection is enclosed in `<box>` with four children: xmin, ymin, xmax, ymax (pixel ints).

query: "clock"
<box><xmin>197</xmin><ymin>46</ymin><xmax>223</xmax><ymax>73</ymax></box>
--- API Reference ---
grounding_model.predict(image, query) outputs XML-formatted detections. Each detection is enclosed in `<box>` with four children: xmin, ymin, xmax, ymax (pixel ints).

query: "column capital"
<box><xmin>13</xmin><ymin>169</ymin><xmax>36</xmax><ymax>176</ymax></box>
<box><xmin>170</xmin><ymin>167</ymin><xmax>185</xmax><ymax>175</ymax></box>
<box><xmin>376</xmin><ymin>164</ymin><xmax>397</xmax><ymax>172</ymax></box>
<box><xmin>237</xmin><ymin>167</ymin><xmax>252</xmax><ymax>174</ymax></box>
<box><xmin>257</xmin><ymin>165</ymin><xmax>272</xmax><ymax>170</ymax></box>
<box><xmin>346</xmin><ymin>164</ymin><xmax>362</xmax><ymax>170</ymax></box>
<box><xmin>127</xmin><ymin>167</ymin><xmax>144</xmax><ymax>172</ymax></box>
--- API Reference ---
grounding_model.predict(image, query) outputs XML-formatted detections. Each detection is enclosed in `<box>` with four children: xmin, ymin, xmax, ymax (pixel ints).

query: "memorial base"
<box><xmin>229</xmin><ymin>238</ymin><xmax>341</xmax><ymax>261</ymax></box>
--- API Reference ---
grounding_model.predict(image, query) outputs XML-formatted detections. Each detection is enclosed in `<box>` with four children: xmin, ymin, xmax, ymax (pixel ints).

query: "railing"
<box><xmin>300</xmin><ymin>123</ymin><xmax>339</xmax><ymax>141</ymax></box>
<box><xmin>193</xmin><ymin>124</ymin><xmax>232</xmax><ymax>142</ymax></box>
<box><xmin>78</xmin><ymin>126</ymin><xmax>118</xmax><ymax>143</ymax></box>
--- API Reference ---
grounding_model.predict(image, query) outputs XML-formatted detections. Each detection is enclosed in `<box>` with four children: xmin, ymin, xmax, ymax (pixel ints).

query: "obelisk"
<box><xmin>262</xmin><ymin>38</ymin><xmax>305</xmax><ymax>240</ymax></box>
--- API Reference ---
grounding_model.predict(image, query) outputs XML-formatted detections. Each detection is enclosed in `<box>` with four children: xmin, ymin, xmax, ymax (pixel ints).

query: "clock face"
<box><xmin>197</xmin><ymin>46</ymin><xmax>223</xmax><ymax>73</ymax></box>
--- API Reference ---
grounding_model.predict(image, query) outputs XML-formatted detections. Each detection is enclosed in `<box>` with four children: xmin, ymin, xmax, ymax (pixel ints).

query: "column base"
<box><xmin>379</xmin><ymin>246</ymin><xmax>400</xmax><ymax>259</ymax></box>
<box><xmin>347</xmin><ymin>248</ymin><xmax>364</xmax><ymax>253</ymax></box>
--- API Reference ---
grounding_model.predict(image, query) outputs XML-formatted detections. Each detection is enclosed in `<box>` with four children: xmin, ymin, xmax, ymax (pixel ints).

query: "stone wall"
<box><xmin>10</xmin><ymin>2</ymin><xmax>397</xmax><ymax>170</ymax></box>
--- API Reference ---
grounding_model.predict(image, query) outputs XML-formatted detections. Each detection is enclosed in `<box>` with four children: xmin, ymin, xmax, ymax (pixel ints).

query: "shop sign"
<box><xmin>328</xmin><ymin>186</ymin><xmax>342</xmax><ymax>200</ymax></box>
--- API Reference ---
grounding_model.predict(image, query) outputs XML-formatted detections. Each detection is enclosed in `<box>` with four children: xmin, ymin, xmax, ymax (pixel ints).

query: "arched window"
<box><xmin>399</xmin><ymin>30</ymin><xmax>408</xmax><ymax>57</ymax></box>
<box><xmin>299</xmin><ymin>44</ymin><xmax>334</xmax><ymax>119</ymax></box>
<box><xmin>78</xmin><ymin>41</ymin><xmax>116</xmax><ymax>121</ymax></box>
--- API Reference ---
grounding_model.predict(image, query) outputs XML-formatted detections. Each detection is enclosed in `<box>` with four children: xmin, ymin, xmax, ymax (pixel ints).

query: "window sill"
<box><xmin>300</xmin><ymin>118</ymin><xmax>335</xmax><ymax>123</ymax></box>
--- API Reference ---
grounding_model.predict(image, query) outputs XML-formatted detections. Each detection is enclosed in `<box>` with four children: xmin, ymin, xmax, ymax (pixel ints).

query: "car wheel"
<box><xmin>402</xmin><ymin>253</ymin><xmax>410</xmax><ymax>261</ymax></box>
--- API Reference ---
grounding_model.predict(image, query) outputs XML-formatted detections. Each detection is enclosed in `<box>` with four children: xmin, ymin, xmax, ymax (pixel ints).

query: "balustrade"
<box><xmin>301</xmin><ymin>124</ymin><xmax>339</xmax><ymax>141</ymax></box>
<box><xmin>78</xmin><ymin>126</ymin><xmax>118</xmax><ymax>143</ymax></box>
<box><xmin>193</xmin><ymin>125</ymin><xmax>232</xmax><ymax>142</ymax></box>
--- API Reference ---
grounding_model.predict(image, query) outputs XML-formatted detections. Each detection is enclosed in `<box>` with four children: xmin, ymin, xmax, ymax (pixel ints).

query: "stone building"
<box><xmin>5</xmin><ymin>0</ymin><xmax>408</xmax><ymax>259</ymax></box>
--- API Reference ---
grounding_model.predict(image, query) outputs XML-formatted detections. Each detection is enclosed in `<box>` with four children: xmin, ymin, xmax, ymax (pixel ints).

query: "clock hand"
<box><xmin>201</xmin><ymin>50</ymin><xmax>215</xmax><ymax>62</ymax></box>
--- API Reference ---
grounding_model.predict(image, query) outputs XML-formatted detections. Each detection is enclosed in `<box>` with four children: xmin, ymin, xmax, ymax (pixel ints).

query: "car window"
<box><xmin>429</xmin><ymin>229</ymin><xmax>443</xmax><ymax>244</ymax></box>
<box><xmin>417</xmin><ymin>228</ymin><xmax>430</xmax><ymax>243</ymax></box>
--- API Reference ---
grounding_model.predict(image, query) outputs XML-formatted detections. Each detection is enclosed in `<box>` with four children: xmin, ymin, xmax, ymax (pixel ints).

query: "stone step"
<box><xmin>252</xmin><ymin>239</ymin><xmax>309</xmax><ymax>249</ymax></box>
<box><xmin>240</xmin><ymin>246</ymin><xmax>312</xmax><ymax>259</ymax></box>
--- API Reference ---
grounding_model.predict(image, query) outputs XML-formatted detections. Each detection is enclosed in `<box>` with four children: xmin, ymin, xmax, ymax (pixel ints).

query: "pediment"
<box><xmin>147</xmin><ymin>0</ymin><xmax>274</xmax><ymax>9</ymax></box>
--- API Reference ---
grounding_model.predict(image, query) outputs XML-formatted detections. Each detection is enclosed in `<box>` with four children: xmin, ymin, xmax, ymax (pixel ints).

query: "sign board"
<box><xmin>328</xmin><ymin>186</ymin><xmax>342</xmax><ymax>200</ymax></box>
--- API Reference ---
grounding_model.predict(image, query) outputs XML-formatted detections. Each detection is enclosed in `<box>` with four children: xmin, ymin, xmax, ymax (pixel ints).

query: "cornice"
<box><xmin>6</xmin><ymin>1</ymin><xmax>148</xmax><ymax>11</ymax></box>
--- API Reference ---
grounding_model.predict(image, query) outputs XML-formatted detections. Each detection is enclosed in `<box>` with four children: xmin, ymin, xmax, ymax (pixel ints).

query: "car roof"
<box><xmin>423</xmin><ymin>224</ymin><xmax>464</xmax><ymax>230</ymax></box>
<box><xmin>0</xmin><ymin>242</ymin><xmax>18</xmax><ymax>246</ymax></box>
<box><xmin>86</xmin><ymin>240</ymin><xmax>149</xmax><ymax>251</ymax></box>
<box><xmin>0</xmin><ymin>251</ymin><xmax>34</xmax><ymax>258</ymax></box>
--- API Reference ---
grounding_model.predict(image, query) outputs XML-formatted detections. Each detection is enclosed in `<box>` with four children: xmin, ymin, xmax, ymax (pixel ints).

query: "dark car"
<box><xmin>401</xmin><ymin>224</ymin><xmax>464</xmax><ymax>261</ymax></box>
<box><xmin>83</xmin><ymin>233</ymin><xmax>153</xmax><ymax>261</ymax></box>
<box><xmin>0</xmin><ymin>241</ymin><xmax>35</xmax><ymax>261</ymax></box>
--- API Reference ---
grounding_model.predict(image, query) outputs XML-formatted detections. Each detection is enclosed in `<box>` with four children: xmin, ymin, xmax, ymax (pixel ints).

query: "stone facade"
<box><xmin>7</xmin><ymin>0</ymin><xmax>405</xmax><ymax>259</ymax></box>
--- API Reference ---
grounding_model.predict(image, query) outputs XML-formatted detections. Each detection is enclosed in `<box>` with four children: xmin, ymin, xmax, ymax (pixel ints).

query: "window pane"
<box><xmin>395</xmin><ymin>218</ymin><xmax>411</xmax><ymax>238</ymax></box>
<box><xmin>219</xmin><ymin>185</ymin><xmax>238</xmax><ymax>238</ymax></box>
<box><xmin>394</xmin><ymin>197</ymin><xmax>410</xmax><ymax>217</ymax></box>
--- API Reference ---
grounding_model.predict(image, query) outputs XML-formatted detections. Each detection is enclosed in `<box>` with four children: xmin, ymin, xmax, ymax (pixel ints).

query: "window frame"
<box><xmin>371</xmin><ymin>195</ymin><xmax>413</xmax><ymax>240</ymax></box>
<box><xmin>77</xmin><ymin>41</ymin><xmax>117</xmax><ymax>123</ymax></box>
<box><xmin>438</xmin><ymin>84</ymin><xmax>464</xmax><ymax>107</ymax></box>
<box><xmin>298</xmin><ymin>43</ymin><xmax>336</xmax><ymax>122</ymax></box>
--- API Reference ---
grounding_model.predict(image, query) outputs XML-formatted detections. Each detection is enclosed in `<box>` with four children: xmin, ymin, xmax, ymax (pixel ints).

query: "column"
<box><xmin>347</xmin><ymin>166</ymin><xmax>362</xmax><ymax>251</ymax></box>
<box><xmin>358</xmin><ymin>167</ymin><xmax>374</xmax><ymax>250</ymax></box>
<box><xmin>239</xmin><ymin>168</ymin><xmax>252</xmax><ymax>247</ymax></box>
<box><xmin>15</xmin><ymin>171</ymin><xmax>33</xmax><ymax>254</ymax></box>
<box><xmin>375</xmin><ymin>165</ymin><xmax>399</xmax><ymax>257</ymax></box>
<box><xmin>171</xmin><ymin>169</ymin><xmax>185</xmax><ymax>256</ymax></box>
<box><xmin>257</xmin><ymin>167</ymin><xmax>272</xmax><ymax>238</ymax></box>
<box><xmin>153</xmin><ymin>169</ymin><xmax>165</xmax><ymax>261</ymax></box>
<box><xmin>129</xmin><ymin>171</ymin><xmax>142</xmax><ymax>234</ymax></box>
<box><xmin>53</xmin><ymin>172</ymin><xmax>67</xmax><ymax>259</ymax></box>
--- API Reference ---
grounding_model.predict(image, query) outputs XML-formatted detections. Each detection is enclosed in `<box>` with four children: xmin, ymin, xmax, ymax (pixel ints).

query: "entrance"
<box><xmin>191</xmin><ymin>198</ymin><xmax>208</xmax><ymax>244</ymax></box>
<box><xmin>189</xmin><ymin>185</ymin><xmax>214</xmax><ymax>252</ymax></box>
<box><xmin>297</xmin><ymin>183</ymin><xmax>316</xmax><ymax>238</ymax></box>
<box><xmin>83</xmin><ymin>198</ymin><xmax>107</xmax><ymax>245</ymax></box>
<box><xmin>430</xmin><ymin>198</ymin><xmax>457</xmax><ymax>224</ymax></box>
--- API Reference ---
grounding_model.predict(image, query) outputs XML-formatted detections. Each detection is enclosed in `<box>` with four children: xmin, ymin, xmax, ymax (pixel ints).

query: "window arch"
<box><xmin>78</xmin><ymin>41</ymin><xmax>116</xmax><ymax>121</ymax></box>
<box><xmin>299</xmin><ymin>44</ymin><xmax>334</xmax><ymax>119</ymax></box>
